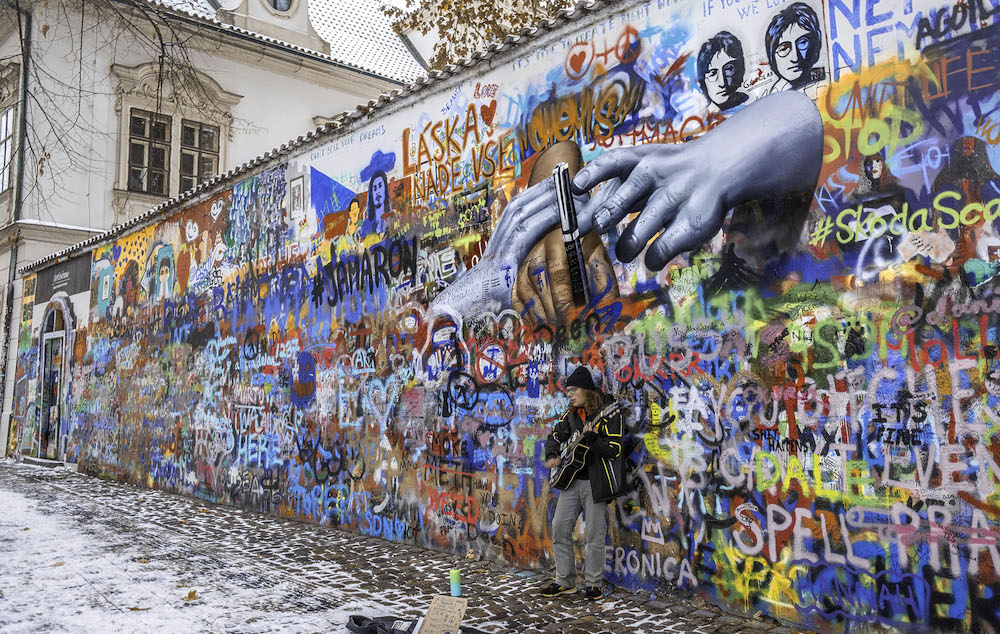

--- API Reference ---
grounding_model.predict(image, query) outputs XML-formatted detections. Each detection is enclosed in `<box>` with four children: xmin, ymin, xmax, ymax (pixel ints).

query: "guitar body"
<box><xmin>548</xmin><ymin>397</ymin><xmax>630</xmax><ymax>490</ymax></box>
<box><xmin>549</xmin><ymin>430</ymin><xmax>589</xmax><ymax>490</ymax></box>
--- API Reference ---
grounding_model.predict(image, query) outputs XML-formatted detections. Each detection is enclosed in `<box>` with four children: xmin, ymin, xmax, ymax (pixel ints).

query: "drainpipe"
<box><xmin>0</xmin><ymin>1</ymin><xmax>31</xmax><ymax>454</ymax></box>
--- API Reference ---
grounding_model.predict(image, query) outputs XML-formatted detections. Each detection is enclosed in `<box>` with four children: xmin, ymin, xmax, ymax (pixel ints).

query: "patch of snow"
<box><xmin>0</xmin><ymin>490</ymin><xmax>403</xmax><ymax>633</ymax></box>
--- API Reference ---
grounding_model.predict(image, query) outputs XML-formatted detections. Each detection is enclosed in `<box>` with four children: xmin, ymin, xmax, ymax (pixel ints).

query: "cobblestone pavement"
<box><xmin>0</xmin><ymin>461</ymin><xmax>809</xmax><ymax>633</ymax></box>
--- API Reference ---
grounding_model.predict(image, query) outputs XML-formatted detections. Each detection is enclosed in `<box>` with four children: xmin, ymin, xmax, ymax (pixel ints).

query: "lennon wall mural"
<box><xmin>11</xmin><ymin>0</ymin><xmax>1000</xmax><ymax>629</ymax></box>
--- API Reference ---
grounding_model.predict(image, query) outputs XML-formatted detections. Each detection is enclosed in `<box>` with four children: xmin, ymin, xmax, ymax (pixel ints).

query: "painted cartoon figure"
<box><xmin>157</xmin><ymin>262</ymin><xmax>171</xmax><ymax>301</ymax></box>
<box><xmin>764</xmin><ymin>2</ymin><xmax>823</xmax><ymax>94</ymax></box>
<box><xmin>346</xmin><ymin>197</ymin><xmax>364</xmax><ymax>240</ymax></box>
<box><xmin>697</xmin><ymin>31</ymin><xmax>749</xmax><ymax>111</ymax></box>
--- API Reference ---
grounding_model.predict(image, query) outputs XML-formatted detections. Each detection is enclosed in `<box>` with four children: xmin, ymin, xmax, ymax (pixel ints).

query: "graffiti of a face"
<box><xmin>371</xmin><ymin>175</ymin><xmax>385</xmax><ymax>212</ymax></box>
<box><xmin>869</xmin><ymin>156</ymin><xmax>883</xmax><ymax>180</ymax></box>
<box><xmin>697</xmin><ymin>32</ymin><xmax>747</xmax><ymax>110</ymax></box>
<box><xmin>366</xmin><ymin>171</ymin><xmax>390</xmax><ymax>231</ymax></box>
<box><xmin>348</xmin><ymin>199</ymin><xmax>362</xmax><ymax>230</ymax></box>
<box><xmin>706</xmin><ymin>52</ymin><xmax>738</xmax><ymax>103</ymax></box>
<box><xmin>773</xmin><ymin>24</ymin><xmax>810</xmax><ymax>81</ymax></box>
<box><xmin>766</xmin><ymin>3</ymin><xmax>821</xmax><ymax>89</ymax></box>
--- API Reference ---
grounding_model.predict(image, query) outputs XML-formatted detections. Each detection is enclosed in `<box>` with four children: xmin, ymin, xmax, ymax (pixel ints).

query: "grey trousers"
<box><xmin>551</xmin><ymin>477</ymin><xmax>608</xmax><ymax>587</ymax></box>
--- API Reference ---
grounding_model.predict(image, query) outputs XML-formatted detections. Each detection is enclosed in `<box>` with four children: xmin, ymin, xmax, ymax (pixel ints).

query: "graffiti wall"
<box><xmin>19</xmin><ymin>0</ymin><xmax>1000</xmax><ymax>629</ymax></box>
<box><xmin>12</xmin><ymin>253</ymin><xmax>91</xmax><ymax>461</ymax></box>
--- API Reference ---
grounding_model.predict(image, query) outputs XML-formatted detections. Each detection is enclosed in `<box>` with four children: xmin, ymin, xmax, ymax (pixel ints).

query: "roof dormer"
<box><xmin>216</xmin><ymin>0</ymin><xmax>331</xmax><ymax>55</ymax></box>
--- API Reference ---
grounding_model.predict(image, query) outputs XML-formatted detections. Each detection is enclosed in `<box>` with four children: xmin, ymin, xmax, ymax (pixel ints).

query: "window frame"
<box><xmin>113</xmin><ymin>63</ymin><xmax>240</xmax><ymax>217</ymax></box>
<box><xmin>261</xmin><ymin>0</ymin><xmax>298</xmax><ymax>15</ymax></box>
<box><xmin>0</xmin><ymin>62</ymin><xmax>20</xmax><ymax>224</ymax></box>
<box><xmin>127</xmin><ymin>108</ymin><xmax>172</xmax><ymax>196</ymax></box>
<box><xmin>179</xmin><ymin>119</ymin><xmax>221</xmax><ymax>193</ymax></box>
<box><xmin>0</xmin><ymin>104</ymin><xmax>15</xmax><ymax>192</ymax></box>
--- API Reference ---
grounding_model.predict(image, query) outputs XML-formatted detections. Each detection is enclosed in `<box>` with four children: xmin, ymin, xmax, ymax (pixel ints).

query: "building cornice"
<box><xmin>111</xmin><ymin>61</ymin><xmax>244</xmax><ymax>112</ymax></box>
<box><xmin>0</xmin><ymin>219</ymin><xmax>104</xmax><ymax>253</ymax></box>
<box><xmin>0</xmin><ymin>61</ymin><xmax>18</xmax><ymax>107</ymax></box>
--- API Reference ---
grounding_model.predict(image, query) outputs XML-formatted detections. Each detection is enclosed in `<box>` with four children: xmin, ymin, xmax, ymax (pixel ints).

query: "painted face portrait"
<box><xmin>370</xmin><ymin>176</ymin><xmax>385</xmax><ymax>213</ymax></box>
<box><xmin>773</xmin><ymin>24</ymin><xmax>811</xmax><ymax>81</ymax></box>
<box><xmin>697</xmin><ymin>32</ymin><xmax>748</xmax><ymax>110</ymax></box>
<box><xmin>850</xmin><ymin>151</ymin><xmax>907</xmax><ymax>211</ymax></box>
<box><xmin>348</xmin><ymin>200</ymin><xmax>361</xmax><ymax>227</ymax></box>
<box><xmin>365</xmin><ymin>171</ymin><xmax>390</xmax><ymax>237</ymax></box>
<box><xmin>706</xmin><ymin>52</ymin><xmax>738</xmax><ymax>102</ymax></box>
<box><xmin>867</xmin><ymin>156</ymin><xmax>884</xmax><ymax>180</ymax></box>
<box><xmin>765</xmin><ymin>3</ymin><xmax>821</xmax><ymax>90</ymax></box>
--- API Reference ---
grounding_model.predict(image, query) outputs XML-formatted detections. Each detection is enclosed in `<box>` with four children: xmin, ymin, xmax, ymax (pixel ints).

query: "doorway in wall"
<box><xmin>39</xmin><ymin>308</ymin><xmax>65</xmax><ymax>460</ymax></box>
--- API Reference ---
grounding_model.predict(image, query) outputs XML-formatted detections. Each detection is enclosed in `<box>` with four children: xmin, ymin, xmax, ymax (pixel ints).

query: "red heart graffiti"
<box><xmin>480</xmin><ymin>99</ymin><xmax>497</xmax><ymax>126</ymax></box>
<box><xmin>569</xmin><ymin>51</ymin><xmax>586</xmax><ymax>74</ymax></box>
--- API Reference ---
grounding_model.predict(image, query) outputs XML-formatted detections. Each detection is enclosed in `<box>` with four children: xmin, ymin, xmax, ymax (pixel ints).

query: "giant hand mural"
<box><xmin>12</xmin><ymin>0</ymin><xmax>1000</xmax><ymax>630</ymax></box>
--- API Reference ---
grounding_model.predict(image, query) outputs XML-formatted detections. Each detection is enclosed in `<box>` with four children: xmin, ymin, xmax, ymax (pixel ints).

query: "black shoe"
<box><xmin>539</xmin><ymin>582</ymin><xmax>576</xmax><ymax>597</ymax></box>
<box><xmin>584</xmin><ymin>585</ymin><xmax>603</xmax><ymax>601</ymax></box>
<box><xmin>347</xmin><ymin>615</ymin><xmax>400</xmax><ymax>634</ymax></box>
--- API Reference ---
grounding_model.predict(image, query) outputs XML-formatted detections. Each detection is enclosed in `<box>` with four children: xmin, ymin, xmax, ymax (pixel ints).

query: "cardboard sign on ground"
<box><xmin>418</xmin><ymin>595</ymin><xmax>468</xmax><ymax>634</ymax></box>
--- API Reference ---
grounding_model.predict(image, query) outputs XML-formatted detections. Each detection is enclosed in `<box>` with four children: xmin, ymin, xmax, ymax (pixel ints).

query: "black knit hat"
<box><xmin>565</xmin><ymin>366</ymin><xmax>598</xmax><ymax>391</ymax></box>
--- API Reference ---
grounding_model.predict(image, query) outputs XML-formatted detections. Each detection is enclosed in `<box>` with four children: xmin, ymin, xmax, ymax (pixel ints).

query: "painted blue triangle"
<box><xmin>310</xmin><ymin>166</ymin><xmax>357</xmax><ymax>223</ymax></box>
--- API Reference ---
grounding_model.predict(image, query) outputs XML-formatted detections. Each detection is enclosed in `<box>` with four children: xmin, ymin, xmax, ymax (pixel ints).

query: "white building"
<box><xmin>0</xmin><ymin>0</ymin><xmax>426</xmax><ymax>458</ymax></box>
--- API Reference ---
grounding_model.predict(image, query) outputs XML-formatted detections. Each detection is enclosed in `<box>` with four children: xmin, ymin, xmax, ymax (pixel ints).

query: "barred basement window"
<box><xmin>180</xmin><ymin>120</ymin><xmax>220</xmax><ymax>193</ymax></box>
<box><xmin>0</xmin><ymin>105</ymin><xmax>14</xmax><ymax>191</ymax></box>
<box><xmin>128</xmin><ymin>109</ymin><xmax>171</xmax><ymax>195</ymax></box>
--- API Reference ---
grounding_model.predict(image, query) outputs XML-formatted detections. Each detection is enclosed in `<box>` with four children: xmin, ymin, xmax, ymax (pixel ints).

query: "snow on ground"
<box><xmin>0</xmin><ymin>489</ymin><xmax>398</xmax><ymax>633</ymax></box>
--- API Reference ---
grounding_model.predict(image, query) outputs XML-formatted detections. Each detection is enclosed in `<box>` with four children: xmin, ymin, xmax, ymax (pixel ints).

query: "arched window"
<box><xmin>43</xmin><ymin>308</ymin><xmax>65</xmax><ymax>334</ymax></box>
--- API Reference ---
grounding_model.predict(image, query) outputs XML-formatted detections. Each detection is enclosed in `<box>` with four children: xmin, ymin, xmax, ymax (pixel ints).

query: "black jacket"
<box><xmin>544</xmin><ymin>394</ymin><xmax>627</xmax><ymax>503</ymax></box>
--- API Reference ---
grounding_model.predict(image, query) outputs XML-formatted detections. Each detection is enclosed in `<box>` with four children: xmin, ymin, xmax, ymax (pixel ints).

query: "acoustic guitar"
<box><xmin>548</xmin><ymin>398</ymin><xmax>629</xmax><ymax>490</ymax></box>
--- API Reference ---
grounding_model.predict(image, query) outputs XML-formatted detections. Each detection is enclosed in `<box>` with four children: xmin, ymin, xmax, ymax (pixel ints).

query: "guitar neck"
<box><xmin>592</xmin><ymin>400</ymin><xmax>624</xmax><ymax>425</ymax></box>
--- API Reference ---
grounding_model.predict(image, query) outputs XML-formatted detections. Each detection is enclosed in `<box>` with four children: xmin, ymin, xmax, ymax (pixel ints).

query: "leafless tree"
<box><xmin>1</xmin><ymin>0</ymin><xmax>259</xmax><ymax>221</ymax></box>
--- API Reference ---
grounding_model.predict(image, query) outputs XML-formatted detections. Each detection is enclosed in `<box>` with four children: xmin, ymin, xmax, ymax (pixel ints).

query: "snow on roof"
<box><xmin>157</xmin><ymin>0</ymin><xmax>425</xmax><ymax>84</ymax></box>
<box><xmin>310</xmin><ymin>0</ymin><xmax>426</xmax><ymax>84</ymax></box>
<box><xmin>160</xmin><ymin>0</ymin><xmax>219</xmax><ymax>18</ymax></box>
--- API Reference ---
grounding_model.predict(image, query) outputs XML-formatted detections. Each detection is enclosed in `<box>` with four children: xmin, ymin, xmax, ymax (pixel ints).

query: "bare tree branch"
<box><xmin>3</xmin><ymin>0</ymin><xmax>257</xmax><ymax>221</ymax></box>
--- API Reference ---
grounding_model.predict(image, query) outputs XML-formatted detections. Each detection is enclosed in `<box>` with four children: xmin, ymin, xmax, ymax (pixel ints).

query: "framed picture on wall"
<box><xmin>289</xmin><ymin>176</ymin><xmax>304</xmax><ymax>214</ymax></box>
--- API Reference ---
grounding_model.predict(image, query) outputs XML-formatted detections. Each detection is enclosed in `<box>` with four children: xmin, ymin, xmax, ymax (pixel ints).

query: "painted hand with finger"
<box><xmin>512</xmin><ymin>230</ymin><xmax>618</xmax><ymax>326</ymax></box>
<box><xmin>428</xmin><ymin>173</ymin><xmax>588</xmax><ymax>319</ymax></box>
<box><xmin>509</xmin><ymin>141</ymin><xmax>620</xmax><ymax>326</ymax></box>
<box><xmin>572</xmin><ymin>90</ymin><xmax>824</xmax><ymax>270</ymax></box>
<box><xmin>430</xmin><ymin>140</ymin><xmax>620</xmax><ymax>324</ymax></box>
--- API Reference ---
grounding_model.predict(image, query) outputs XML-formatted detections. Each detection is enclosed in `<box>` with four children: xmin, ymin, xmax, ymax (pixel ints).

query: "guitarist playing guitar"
<box><xmin>539</xmin><ymin>366</ymin><xmax>627</xmax><ymax>602</ymax></box>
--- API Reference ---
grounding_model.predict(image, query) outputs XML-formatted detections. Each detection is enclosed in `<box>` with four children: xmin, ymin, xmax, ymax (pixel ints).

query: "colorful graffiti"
<box><xmin>13</xmin><ymin>0</ymin><xmax>1000</xmax><ymax>629</ymax></box>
